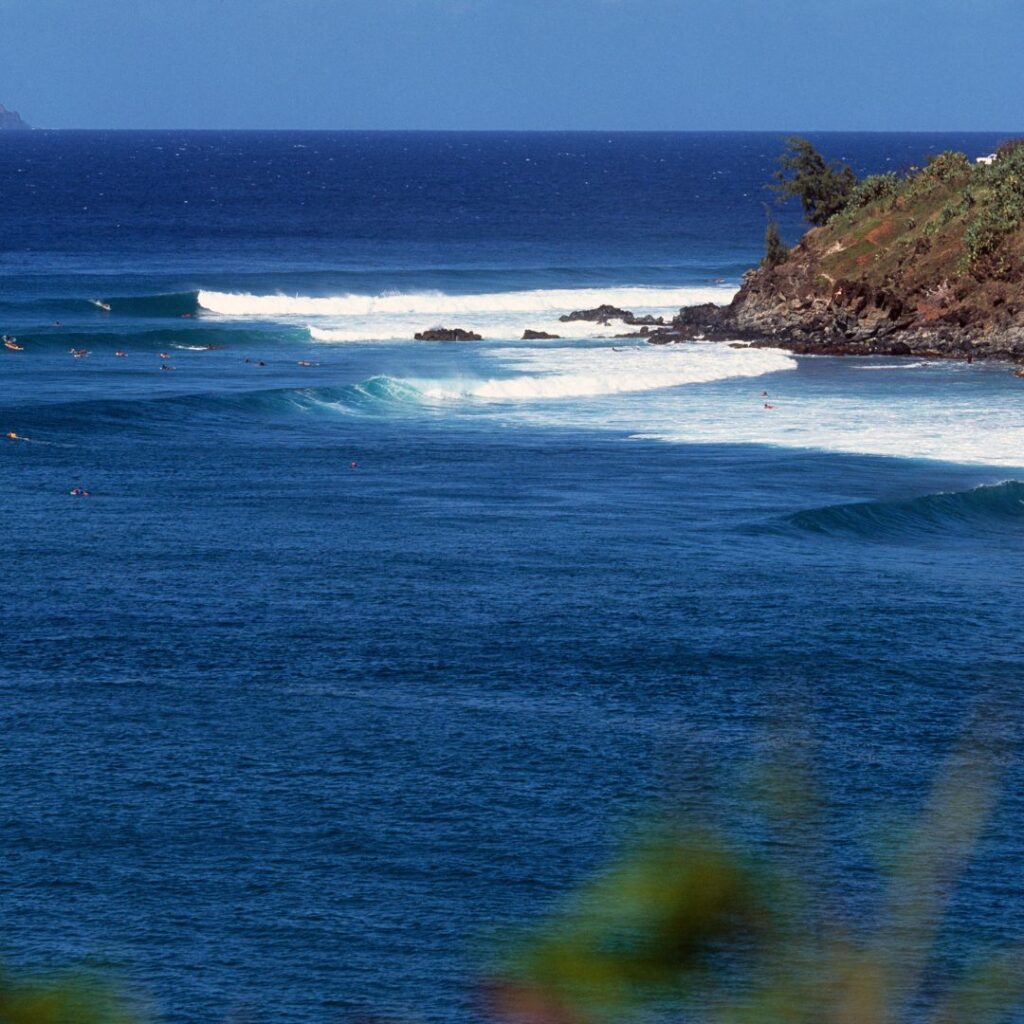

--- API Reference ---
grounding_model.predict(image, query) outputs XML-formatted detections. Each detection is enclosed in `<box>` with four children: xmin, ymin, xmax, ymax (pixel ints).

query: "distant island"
<box><xmin>0</xmin><ymin>104</ymin><xmax>30</xmax><ymax>130</ymax></box>
<box><xmin>665</xmin><ymin>139</ymin><xmax>1024</xmax><ymax>364</ymax></box>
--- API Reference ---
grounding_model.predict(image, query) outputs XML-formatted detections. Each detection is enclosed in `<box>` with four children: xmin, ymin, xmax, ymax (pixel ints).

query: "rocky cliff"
<box><xmin>671</xmin><ymin>146</ymin><xmax>1024</xmax><ymax>363</ymax></box>
<box><xmin>0</xmin><ymin>104</ymin><xmax>30</xmax><ymax>130</ymax></box>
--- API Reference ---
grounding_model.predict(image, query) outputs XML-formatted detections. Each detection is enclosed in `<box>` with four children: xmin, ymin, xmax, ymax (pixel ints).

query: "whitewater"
<box><xmin>197</xmin><ymin>284</ymin><xmax>737</xmax><ymax>343</ymax></box>
<box><xmin>190</xmin><ymin>281</ymin><xmax>1024</xmax><ymax>469</ymax></box>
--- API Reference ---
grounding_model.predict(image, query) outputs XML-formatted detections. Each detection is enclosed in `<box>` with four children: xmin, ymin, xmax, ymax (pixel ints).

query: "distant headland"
<box><xmin>0</xmin><ymin>104</ymin><xmax>31</xmax><ymax>130</ymax></box>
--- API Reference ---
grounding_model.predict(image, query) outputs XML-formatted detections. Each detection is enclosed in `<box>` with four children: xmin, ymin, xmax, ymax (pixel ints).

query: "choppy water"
<box><xmin>1</xmin><ymin>131</ymin><xmax>1022</xmax><ymax>1023</ymax></box>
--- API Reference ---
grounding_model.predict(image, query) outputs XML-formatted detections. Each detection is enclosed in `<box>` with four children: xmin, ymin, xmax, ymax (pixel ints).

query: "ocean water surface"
<box><xmin>1</xmin><ymin>131</ymin><xmax>1022</xmax><ymax>1022</ymax></box>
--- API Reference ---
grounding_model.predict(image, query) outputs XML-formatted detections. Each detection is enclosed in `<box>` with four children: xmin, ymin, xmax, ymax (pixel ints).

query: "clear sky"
<box><xmin>0</xmin><ymin>0</ymin><xmax>1021</xmax><ymax>131</ymax></box>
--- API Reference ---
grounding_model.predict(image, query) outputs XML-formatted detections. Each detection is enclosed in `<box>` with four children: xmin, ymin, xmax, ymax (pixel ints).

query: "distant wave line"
<box><xmin>197</xmin><ymin>285</ymin><xmax>737</xmax><ymax>319</ymax></box>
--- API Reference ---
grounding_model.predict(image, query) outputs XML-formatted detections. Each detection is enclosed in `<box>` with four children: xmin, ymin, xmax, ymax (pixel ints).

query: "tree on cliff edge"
<box><xmin>762</xmin><ymin>218</ymin><xmax>789</xmax><ymax>268</ymax></box>
<box><xmin>773</xmin><ymin>137</ymin><xmax>856</xmax><ymax>226</ymax></box>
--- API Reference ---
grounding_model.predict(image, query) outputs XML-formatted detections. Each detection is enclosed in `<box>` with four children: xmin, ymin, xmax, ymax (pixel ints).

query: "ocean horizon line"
<box><xmin>8</xmin><ymin>126</ymin><xmax>1023</xmax><ymax>135</ymax></box>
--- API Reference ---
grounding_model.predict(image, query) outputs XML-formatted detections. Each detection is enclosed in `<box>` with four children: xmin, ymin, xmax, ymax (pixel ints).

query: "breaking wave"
<box><xmin>417</xmin><ymin>343</ymin><xmax>794</xmax><ymax>401</ymax></box>
<box><xmin>196</xmin><ymin>284</ymin><xmax>736</xmax><ymax>343</ymax></box>
<box><xmin>198</xmin><ymin>285</ymin><xmax>735</xmax><ymax>319</ymax></box>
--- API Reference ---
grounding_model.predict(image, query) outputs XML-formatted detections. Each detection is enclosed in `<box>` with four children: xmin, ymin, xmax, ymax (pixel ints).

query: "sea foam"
<box><xmin>197</xmin><ymin>285</ymin><xmax>737</xmax><ymax>344</ymax></box>
<box><xmin>415</xmin><ymin>343</ymin><xmax>795</xmax><ymax>401</ymax></box>
<box><xmin>198</xmin><ymin>285</ymin><xmax>736</xmax><ymax>319</ymax></box>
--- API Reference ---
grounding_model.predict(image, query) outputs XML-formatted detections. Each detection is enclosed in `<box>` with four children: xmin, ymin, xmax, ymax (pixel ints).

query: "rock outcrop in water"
<box><xmin>670</xmin><ymin>145</ymin><xmax>1024</xmax><ymax>363</ymax></box>
<box><xmin>414</xmin><ymin>327</ymin><xmax>482</xmax><ymax>341</ymax></box>
<box><xmin>522</xmin><ymin>329</ymin><xmax>560</xmax><ymax>339</ymax></box>
<box><xmin>560</xmin><ymin>305</ymin><xmax>666</xmax><ymax>327</ymax></box>
<box><xmin>0</xmin><ymin>104</ymin><xmax>30</xmax><ymax>130</ymax></box>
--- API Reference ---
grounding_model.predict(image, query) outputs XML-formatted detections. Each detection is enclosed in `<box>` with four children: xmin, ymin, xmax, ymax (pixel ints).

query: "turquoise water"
<box><xmin>0</xmin><ymin>131</ymin><xmax>1022</xmax><ymax>1023</ymax></box>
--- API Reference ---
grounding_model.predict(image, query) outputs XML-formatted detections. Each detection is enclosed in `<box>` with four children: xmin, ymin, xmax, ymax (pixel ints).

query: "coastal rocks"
<box><xmin>560</xmin><ymin>304</ymin><xmax>633</xmax><ymax>324</ymax></box>
<box><xmin>559</xmin><ymin>305</ymin><xmax>667</xmax><ymax>327</ymax></box>
<box><xmin>662</xmin><ymin>254</ymin><xmax>1024</xmax><ymax>364</ymax></box>
<box><xmin>522</xmin><ymin>329</ymin><xmax>560</xmax><ymax>339</ymax></box>
<box><xmin>414</xmin><ymin>327</ymin><xmax>482</xmax><ymax>341</ymax></box>
<box><xmin>0</xmin><ymin>104</ymin><xmax>30</xmax><ymax>130</ymax></box>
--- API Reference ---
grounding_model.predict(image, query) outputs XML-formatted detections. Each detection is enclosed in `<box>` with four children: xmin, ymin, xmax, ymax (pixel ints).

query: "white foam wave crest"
<box><xmin>199</xmin><ymin>285</ymin><xmax>736</xmax><ymax>344</ymax></box>
<box><xmin>198</xmin><ymin>285</ymin><xmax>735</xmax><ymax>319</ymax></box>
<box><xmin>416</xmin><ymin>343</ymin><xmax>794</xmax><ymax>402</ymax></box>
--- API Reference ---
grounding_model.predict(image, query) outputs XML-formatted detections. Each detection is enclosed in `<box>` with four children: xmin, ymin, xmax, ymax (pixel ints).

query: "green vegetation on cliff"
<box><xmin>743</xmin><ymin>138</ymin><xmax>1024</xmax><ymax>350</ymax></box>
<box><xmin>821</xmin><ymin>143</ymin><xmax>1024</xmax><ymax>285</ymax></box>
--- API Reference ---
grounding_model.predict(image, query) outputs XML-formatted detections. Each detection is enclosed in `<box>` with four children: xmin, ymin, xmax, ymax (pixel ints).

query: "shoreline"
<box><xmin>660</xmin><ymin>299</ymin><xmax>1024</xmax><ymax>368</ymax></box>
<box><xmin>556</xmin><ymin>299</ymin><xmax>1024</xmax><ymax>371</ymax></box>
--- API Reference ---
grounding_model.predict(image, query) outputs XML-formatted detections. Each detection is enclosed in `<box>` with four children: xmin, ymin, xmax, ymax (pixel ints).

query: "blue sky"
<box><xmin>0</xmin><ymin>0</ymin><xmax>1021</xmax><ymax>130</ymax></box>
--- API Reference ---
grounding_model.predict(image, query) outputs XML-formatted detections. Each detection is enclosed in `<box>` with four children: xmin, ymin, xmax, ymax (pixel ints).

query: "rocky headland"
<box><xmin>0</xmin><ymin>104</ymin><xmax>30</xmax><ymax>130</ymax></box>
<box><xmin>612</xmin><ymin>142</ymin><xmax>1024</xmax><ymax>366</ymax></box>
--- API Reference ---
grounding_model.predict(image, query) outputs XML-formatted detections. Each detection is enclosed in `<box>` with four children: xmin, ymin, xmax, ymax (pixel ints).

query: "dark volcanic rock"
<box><xmin>559</xmin><ymin>304</ymin><xmax>634</xmax><ymax>324</ymax></box>
<box><xmin>522</xmin><ymin>329</ymin><xmax>560</xmax><ymax>339</ymax></box>
<box><xmin>668</xmin><ymin>270</ymin><xmax>1024</xmax><ymax>365</ymax></box>
<box><xmin>414</xmin><ymin>327</ymin><xmax>482</xmax><ymax>341</ymax></box>
<box><xmin>559</xmin><ymin>305</ymin><xmax>667</xmax><ymax>328</ymax></box>
<box><xmin>0</xmin><ymin>104</ymin><xmax>30</xmax><ymax>130</ymax></box>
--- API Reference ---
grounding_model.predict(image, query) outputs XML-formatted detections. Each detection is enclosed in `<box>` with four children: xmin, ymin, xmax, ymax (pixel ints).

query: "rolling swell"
<box><xmin>0</xmin><ymin>292</ymin><xmax>200</xmax><ymax>318</ymax></box>
<box><xmin>8</xmin><ymin>376</ymin><xmax>425</xmax><ymax>434</ymax></box>
<box><xmin>92</xmin><ymin>292</ymin><xmax>201</xmax><ymax>317</ymax></box>
<box><xmin>784</xmin><ymin>481</ymin><xmax>1024</xmax><ymax>540</ymax></box>
<box><xmin>5</xmin><ymin>326</ymin><xmax>295</xmax><ymax>352</ymax></box>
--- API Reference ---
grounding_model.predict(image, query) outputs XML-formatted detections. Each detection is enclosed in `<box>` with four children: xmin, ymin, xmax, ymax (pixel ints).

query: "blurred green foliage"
<box><xmin>0</xmin><ymin>970</ymin><xmax>135</xmax><ymax>1024</ymax></box>
<box><xmin>488</xmin><ymin>749</ymin><xmax>1022</xmax><ymax>1024</ymax></box>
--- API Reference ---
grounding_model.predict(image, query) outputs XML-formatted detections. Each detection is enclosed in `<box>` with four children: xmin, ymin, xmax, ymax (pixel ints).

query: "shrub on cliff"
<box><xmin>762</xmin><ymin>219</ymin><xmax>789</xmax><ymax>268</ymax></box>
<box><xmin>961</xmin><ymin>142</ymin><xmax>1024</xmax><ymax>276</ymax></box>
<box><xmin>773</xmin><ymin>137</ymin><xmax>857</xmax><ymax>226</ymax></box>
<box><xmin>846</xmin><ymin>172</ymin><xmax>900</xmax><ymax>210</ymax></box>
<box><xmin>924</xmin><ymin>150</ymin><xmax>972</xmax><ymax>183</ymax></box>
<box><xmin>996</xmin><ymin>138</ymin><xmax>1024</xmax><ymax>159</ymax></box>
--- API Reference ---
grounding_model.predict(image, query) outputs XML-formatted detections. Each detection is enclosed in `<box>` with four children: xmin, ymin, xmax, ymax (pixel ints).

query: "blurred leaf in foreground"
<box><xmin>486</xmin><ymin>742</ymin><xmax>1020</xmax><ymax>1024</ymax></box>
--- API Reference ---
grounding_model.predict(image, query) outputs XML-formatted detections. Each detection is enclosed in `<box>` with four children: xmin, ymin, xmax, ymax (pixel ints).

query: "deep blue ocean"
<box><xmin>1</xmin><ymin>131</ymin><xmax>1022</xmax><ymax>1023</ymax></box>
